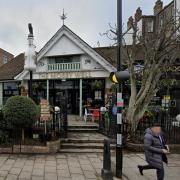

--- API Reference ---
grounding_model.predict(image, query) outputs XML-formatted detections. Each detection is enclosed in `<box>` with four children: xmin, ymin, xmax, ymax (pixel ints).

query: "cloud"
<box><xmin>0</xmin><ymin>0</ymin><xmax>172</xmax><ymax>56</ymax></box>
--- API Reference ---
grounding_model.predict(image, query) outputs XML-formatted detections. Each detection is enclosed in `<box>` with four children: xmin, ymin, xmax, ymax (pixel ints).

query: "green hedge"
<box><xmin>3</xmin><ymin>96</ymin><xmax>39</xmax><ymax>129</ymax></box>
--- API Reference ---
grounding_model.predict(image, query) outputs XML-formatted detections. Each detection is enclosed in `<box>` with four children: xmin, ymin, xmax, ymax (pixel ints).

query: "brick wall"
<box><xmin>0</xmin><ymin>48</ymin><xmax>14</xmax><ymax>67</ymax></box>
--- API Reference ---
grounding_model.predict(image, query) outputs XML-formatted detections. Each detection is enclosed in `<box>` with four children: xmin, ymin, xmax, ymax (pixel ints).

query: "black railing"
<box><xmin>0</xmin><ymin>96</ymin><xmax>68</xmax><ymax>153</ymax></box>
<box><xmin>99</xmin><ymin>107</ymin><xmax>180</xmax><ymax>144</ymax></box>
<box><xmin>133</xmin><ymin>111</ymin><xmax>180</xmax><ymax>144</ymax></box>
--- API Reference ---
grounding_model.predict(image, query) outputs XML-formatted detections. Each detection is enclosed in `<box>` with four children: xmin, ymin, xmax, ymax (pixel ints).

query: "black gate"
<box><xmin>55</xmin><ymin>95</ymin><xmax>68</xmax><ymax>138</ymax></box>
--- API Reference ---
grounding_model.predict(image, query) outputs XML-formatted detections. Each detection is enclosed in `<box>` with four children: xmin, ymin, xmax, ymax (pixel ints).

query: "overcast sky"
<box><xmin>0</xmin><ymin>0</ymin><xmax>172</xmax><ymax>56</ymax></box>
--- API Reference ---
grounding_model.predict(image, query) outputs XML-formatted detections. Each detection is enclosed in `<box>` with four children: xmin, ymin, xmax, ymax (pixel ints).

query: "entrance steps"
<box><xmin>59</xmin><ymin>138</ymin><xmax>116</xmax><ymax>153</ymax></box>
<box><xmin>68</xmin><ymin>125</ymin><xmax>99</xmax><ymax>133</ymax></box>
<box><xmin>59</xmin><ymin>124</ymin><xmax>115</xmax><ymax>153</ymax></box>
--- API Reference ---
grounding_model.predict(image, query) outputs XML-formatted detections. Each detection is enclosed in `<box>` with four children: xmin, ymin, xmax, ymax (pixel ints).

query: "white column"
<box><xmin>0</xmin><ymin>83</ymin><xmax>3</xmax><ymax>108</ymax></box>
<box><xmin>79</xmin><ymin>79</ymin><xmax>83</xmax><ymax>117</ymax></box>
<box><xmin>46</xmin><ymin>79</ymin><xmax>49</xmax><ymax>102</ymax></box>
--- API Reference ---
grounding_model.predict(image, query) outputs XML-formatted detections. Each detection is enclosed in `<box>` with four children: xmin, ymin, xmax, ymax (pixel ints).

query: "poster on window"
<box><xmin>95</xmin><ymin>91</ymin><xmax>102</xmax><ymax>100</ymax></box>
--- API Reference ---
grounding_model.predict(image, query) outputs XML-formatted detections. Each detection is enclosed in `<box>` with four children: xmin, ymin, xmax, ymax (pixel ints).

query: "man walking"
<box><xmin>138</xmin><ymin>123</ymin><xmax>169</xmax><ymax>180</ymax></box>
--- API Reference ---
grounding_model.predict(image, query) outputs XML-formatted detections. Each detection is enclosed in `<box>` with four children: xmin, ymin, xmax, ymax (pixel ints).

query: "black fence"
<box><xmin>99</xmin><ymin>108</ymin><xmax>117</xmax><ymax>139</ymax></box>
<box><xmin>0</xmin><ymin>97</ymin><xmax>68</xmax><ymax>152</ymax></box>
<box><xmin>135</xmin><ymin>110</ymin><xmax>180</xmax><ymax>144</ymax></box>
<box><xmin>99</xmin><ymin>108</ymin><xmax>180</xmax><ymax>144</ymax></box>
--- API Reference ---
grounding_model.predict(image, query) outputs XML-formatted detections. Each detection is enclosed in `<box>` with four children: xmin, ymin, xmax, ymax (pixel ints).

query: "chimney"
<box><xmin>127</xmin><ymin>16</ymin><xmax>134</xmax><ymax>29</ymax></box>
<box><xmin>154</xmin><ymin>0</ymin><xmax>163</xmax><ymax>15</ymax></box>
<box><xmin>134</xmin><ymin>7</ymin><xmax>142</xmax><ymax>22</ymax></box>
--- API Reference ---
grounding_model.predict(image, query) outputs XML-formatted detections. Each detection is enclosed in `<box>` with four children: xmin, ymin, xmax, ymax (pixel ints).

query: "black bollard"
<box><xmin>101</xmin><ymin>139</ymin><xmax>113</xmax><ymax>180</ymax></box>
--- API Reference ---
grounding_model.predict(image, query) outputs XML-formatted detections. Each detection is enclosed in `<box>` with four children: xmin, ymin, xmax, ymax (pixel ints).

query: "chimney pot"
<box><xmin>154</xmin><ymin>0</ymin><xmax>163</xmax><ymax>15</ymax></box>
<box><xmin>134</xmin><ymin>7</ymin><xmax>142</xmax><ymax>22</ymax></box>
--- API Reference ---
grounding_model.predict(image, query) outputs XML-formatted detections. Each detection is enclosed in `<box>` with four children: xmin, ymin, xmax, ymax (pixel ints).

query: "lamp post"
<box><xmin>116</xmin><ymin>0</ymin><xmax>123</xmax><ymax>178</ymax></box>
<box><xmin>24</xmin><ymin>24</ymin><xmax>36</xmax><ymax>98</ymax></box>
<box><xmin>109</xmin><ymin>1</ymin><xmax>130</xmax><ymax>177</ymax></box>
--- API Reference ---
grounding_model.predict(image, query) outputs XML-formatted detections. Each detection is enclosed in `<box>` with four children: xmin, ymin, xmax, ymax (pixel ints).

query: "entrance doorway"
<box><xmin>49</xmin><ymin>80</ymin><xmax>80</xmax><ymax>115</ymax></box>
<box><xmin>55</xmin><ymin>89</ymin><xmax>79</xmax><ymax>114</ymax></box>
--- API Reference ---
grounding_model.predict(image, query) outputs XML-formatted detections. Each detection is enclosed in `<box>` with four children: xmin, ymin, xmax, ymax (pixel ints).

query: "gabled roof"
<box><xmin>37</xmin><ymin>25</ymin><xmax>116</xmax><ymax>72</ymax></box>
<box><xmin>0</xmin><ymin>53</ymin><xmax>24</xmax><ymax>81</ymax></box>
<box><xmin>0</xmin><ymin>26</ymin><xmax>120</xmax><ymax>81</ymax></box>
<box><xmin>94</xmin><ymin>46</ymin><xmax>117</xmax><ymax>67</ymax></box>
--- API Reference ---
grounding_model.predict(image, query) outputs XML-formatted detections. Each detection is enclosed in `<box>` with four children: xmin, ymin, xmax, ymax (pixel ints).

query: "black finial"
<box><xmin>28</xmin><ymin>23</ymin><xmax>33</xmax><ymax>35</ymax></box>
<box><xmin>60</xmin><ymin>9</ymin><xmax>67</xmax><ymax>25</ymax></box>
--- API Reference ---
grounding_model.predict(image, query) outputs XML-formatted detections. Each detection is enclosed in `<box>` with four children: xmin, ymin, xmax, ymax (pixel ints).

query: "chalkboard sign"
<box><xmin>40</xmin><ymin>99</ymin><xmax>51</xmax><ymax>122</ymax></box>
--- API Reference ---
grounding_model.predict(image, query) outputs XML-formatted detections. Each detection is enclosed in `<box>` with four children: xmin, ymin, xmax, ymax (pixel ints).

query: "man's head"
<box><xmin>151</xmin><ymin>123</ymin><xmax>162</xmax><ymax>135</ymax></box>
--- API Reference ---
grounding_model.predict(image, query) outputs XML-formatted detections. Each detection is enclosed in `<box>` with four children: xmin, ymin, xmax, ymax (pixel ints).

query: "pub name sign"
<box><xmin>39</xmin><ymin>71</ymin><xmax>92</xmax><ymax>79</ymax></box>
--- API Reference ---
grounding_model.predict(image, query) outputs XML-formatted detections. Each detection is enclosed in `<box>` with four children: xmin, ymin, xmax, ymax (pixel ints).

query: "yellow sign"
<box><xmin>163</xmin><ymin>95</ymin><xmax>171</xmax><ymax>100</ymax></box>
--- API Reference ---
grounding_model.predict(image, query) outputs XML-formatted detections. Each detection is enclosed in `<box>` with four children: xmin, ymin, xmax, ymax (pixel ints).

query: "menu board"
<box><xmin>40</xmin><ymin>99</ymin><xmax>51</xmax><ymax>122</ymax></box>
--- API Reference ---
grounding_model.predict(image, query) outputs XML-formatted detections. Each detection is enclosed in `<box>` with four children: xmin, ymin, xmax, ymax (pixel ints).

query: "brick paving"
<box><xmin>0</xmin><ymin>153</ymin><xmax>180</xmax><ymax>180</ymax></box>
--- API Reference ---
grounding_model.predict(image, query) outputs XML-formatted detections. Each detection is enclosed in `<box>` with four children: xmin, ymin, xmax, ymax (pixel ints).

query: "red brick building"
<box><xmin>0</xmin><ymin>48</ymin><xmax>14</xmax><ymax>67</ymax></box>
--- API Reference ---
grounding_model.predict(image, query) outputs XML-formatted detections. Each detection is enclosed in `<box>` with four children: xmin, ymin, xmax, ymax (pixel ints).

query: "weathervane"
<box><xmin>60</xmin><ymin>9</ymin><xmax>67</xmax><ymax>25</ymax></box>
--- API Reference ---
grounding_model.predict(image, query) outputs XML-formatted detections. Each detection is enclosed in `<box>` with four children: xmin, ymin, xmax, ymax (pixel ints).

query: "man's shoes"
<box><xmin>138</xmin><ymin>165</ymin><xmax>144</xmax><ymax>176</ymax></box>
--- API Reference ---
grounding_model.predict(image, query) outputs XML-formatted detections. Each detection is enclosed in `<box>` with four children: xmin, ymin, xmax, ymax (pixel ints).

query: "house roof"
<box><xmin>94</xmin><ymin>46</ymin><xmax>117</xmax><ymax>67</ymax></box>
<box><xmin>37</xmin><ymin>25</ymin><xmax>116</xmax><ymax>73</ymax></box>
<box><xmin>0</xmin><ymin>53</ymin><xmax>24</xmax><ymax>81</ymax></box>
<box><xmin>0</xmin><ymin>44</ymin><xmax>146</xmax><ymax>81</ymax></box>
<box><xmin>0</xmin><ymin>45</ymin><xmax>118</xmax><ymax>81</ymax></box>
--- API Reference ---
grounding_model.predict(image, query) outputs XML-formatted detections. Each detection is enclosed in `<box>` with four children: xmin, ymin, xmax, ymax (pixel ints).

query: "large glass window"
<box><xmin>82</xmin><ymin>79</ymin><xmax>105</xmax><ymax>108</ymax></box>
<box><xmin>3</xmin><ymin>82</ymin><xmax>20</xmax><ymax>104</ymax></box>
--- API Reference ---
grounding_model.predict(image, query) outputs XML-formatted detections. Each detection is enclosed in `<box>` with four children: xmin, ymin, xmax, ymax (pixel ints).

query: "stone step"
<box><xmin>59</xmin><ymin>148</ymin><xmax>104</xmax><ymax>153</ymax></box>
<box><xmin>61</xmin><ymin>142</ymin><xmax>116</xmax><ymax>149</ymax></box>
<box><xmin>68</xmin><ymin>128</ymin><xmax>99</xmax><ymax>132</ymax></box>
<box><xmin>61</xmin><ymin>138</ymin><xmax>104</xmax><ymax>143</ymax></box>
<box><xmin>68</xmin><ymin>125</ymin><xmax>99</xmax><ymax>129</ymax></box>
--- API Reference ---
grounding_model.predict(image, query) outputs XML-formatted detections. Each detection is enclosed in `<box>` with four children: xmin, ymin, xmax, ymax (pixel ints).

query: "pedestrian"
<box><xmin>137</xmin><ymin>123</ymin><xmax>170</xmax><ymax>180</ymax></box>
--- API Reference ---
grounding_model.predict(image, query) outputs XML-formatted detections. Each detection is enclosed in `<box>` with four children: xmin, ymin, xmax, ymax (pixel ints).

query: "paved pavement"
<box><xmin>113</xmin><ymin>153</ymin><xmax>180</xmax><ymax>180</ymax></box>
<box><xmin>0</xmin><ymin>153</ymin><xmax>180</xmax><ymax>180</ymax></box>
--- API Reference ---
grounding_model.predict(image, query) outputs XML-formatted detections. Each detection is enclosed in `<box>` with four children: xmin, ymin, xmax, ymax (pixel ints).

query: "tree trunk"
<box><xmin>126</xmin><ymin>105</ymin><xmax>146</xmax><ymax>140</ymax></box>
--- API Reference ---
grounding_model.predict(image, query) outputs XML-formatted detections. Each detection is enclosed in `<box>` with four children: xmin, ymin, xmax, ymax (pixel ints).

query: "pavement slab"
<box><xmin>0</xmin><ymin>153</ymin><xmax>179</xmax><ymax>179</ymax></box>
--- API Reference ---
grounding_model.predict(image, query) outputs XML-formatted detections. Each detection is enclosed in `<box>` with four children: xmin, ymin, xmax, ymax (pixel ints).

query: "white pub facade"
<box><xmin>0</xmin><ymin>25</ymin><xmax>116</xmax><ymax>116</ymax></box>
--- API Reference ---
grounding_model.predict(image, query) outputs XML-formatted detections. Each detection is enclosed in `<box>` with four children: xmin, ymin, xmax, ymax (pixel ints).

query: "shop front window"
<box><xmin>82</xmin><ymin>79</ymin><xmax>105</xmax><ymax>108</ymax></box>
<box><xmin>3</xmin><ymin>82</ymin><xmax>20</xmax><ymax>105</ymax></box>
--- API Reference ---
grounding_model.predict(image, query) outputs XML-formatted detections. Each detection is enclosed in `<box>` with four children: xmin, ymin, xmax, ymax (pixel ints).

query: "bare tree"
<box><xmin>125</xmin><ymin>13</ymin><xmax>180</xmax><ymax>134</ymax></box>
<box><xmin>101</xmin><ymin>12</ymin><xmax>180</xmax><ymax>135</ymax></box>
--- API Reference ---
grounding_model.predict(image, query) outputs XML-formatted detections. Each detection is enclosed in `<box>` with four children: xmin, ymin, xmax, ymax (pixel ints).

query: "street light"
<box><xmin>116</xmin><ymin>0</ymin><xmax>123</xmax><ymax>178</ymax></box>
<box><xmin>24</xmin><ymin>23</ymin><xmax>36</xmax><ymax>98</ymax></box>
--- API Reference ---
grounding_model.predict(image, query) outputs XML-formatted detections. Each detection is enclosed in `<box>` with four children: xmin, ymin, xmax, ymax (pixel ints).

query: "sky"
<box><xmin>0</xmin><ymin>0</ymin><xmax>172</xmax><ymax>56</ymax></box>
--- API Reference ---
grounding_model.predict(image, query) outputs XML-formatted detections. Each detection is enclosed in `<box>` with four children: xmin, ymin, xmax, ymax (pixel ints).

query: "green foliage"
<box><xmin>160</xmin><ymin>78</ymin><xmax>177</xmax><ymax>89</ymax></box>
<box><xmin>3</xmin><ymin>96</ymin><xmax>38</xmax><ymax>129</ymax></box>
<box><xmin>91</xmin><ymin>80</ymin><xmax>104</xmax><ymax>90</ymax></box>
<box><xmin>36</xmin><ymin>105</ymin><xmax>41</xmax><ymax>119</ymax></box>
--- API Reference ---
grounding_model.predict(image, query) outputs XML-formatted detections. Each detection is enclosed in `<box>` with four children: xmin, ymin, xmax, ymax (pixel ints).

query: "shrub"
<box><xmin>3</xmin><ymin>96</ymin><xmax>39</xmax><ymax>141</ymax></box>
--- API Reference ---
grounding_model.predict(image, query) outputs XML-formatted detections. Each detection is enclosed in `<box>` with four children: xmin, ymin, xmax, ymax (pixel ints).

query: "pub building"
<box><xmin>0</xmin><ymin>25</ymin><xmax>117</xmax><ymax>117</ymax></box>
